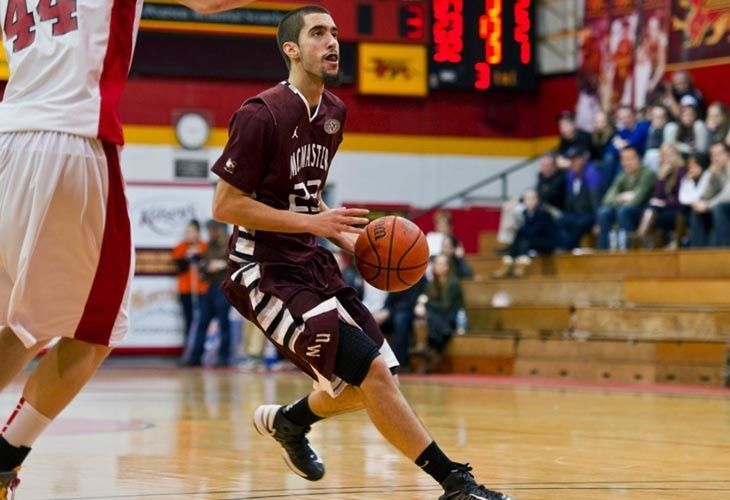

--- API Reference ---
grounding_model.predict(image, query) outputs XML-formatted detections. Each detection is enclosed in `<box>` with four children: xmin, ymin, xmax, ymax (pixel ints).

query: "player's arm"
<box><xmin>177</xmin><ymin>0</ymin><xmax>256</xmax><ymax>14</ymax></box>
<box><xmin>212</xmin><ymin>181</ymin><xmax>369</xmax><ymax>239</ymax></box>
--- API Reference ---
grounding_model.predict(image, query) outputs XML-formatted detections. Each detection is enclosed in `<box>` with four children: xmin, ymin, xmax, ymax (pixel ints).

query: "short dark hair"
<box><xmin>277</xmin><ymin>5</ymin><xmax>331</xmax><ymax>70</ymax></box>
<box><xmin>689</xmin><ymin>152</ymin><xmax>710</xmax><ymax>170</ymax></box>
<box><xmin>188</xmin><ymin>219</ymin><xmax>200</xmax><ymax>230</ymax></box>
<box><xmin>620</xmin><ymin>145</ymin><xmax>640</xmax><ymax>157</ymax></box>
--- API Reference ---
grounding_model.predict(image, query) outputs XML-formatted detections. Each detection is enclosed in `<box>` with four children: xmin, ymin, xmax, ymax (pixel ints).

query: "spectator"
<box><xmin>556</xmin><ymin>110</ymin><xmax>592</xmax><ymax>169</ymax></box>
<box><xmin>373</xmin><ymin>277</ymin><xmax>426</xmax><ymax>371</ymax></box>
<box><xmin>590</xmin><ymin>110</ymin><xmax>614</xmax><ymax>160</ymax></box>
<box><xmin>690</xmin><ymin>142</ymin><xmax>730</xmax><ymax>247</ymax></box>
<box><xmin>183</xmin><ymin>220</ymin><xmax>233</xmax><ymax>367</ymax></box>
<box><xmin>441</xmin><ymin>235</ymin><xmax>474</xmax><ymax>279</ymax></box>
<box><xmin>664</xmin><ymin>70</ymin><xmax>705</xmax><ymax>119</ymax></box>
<box><xmin>675</xmin><ymin>97</ymin><xmax>709</xmax><ymax>156</ymax></box>
<box><xmin>706</xmin><ymin>101</ymin><xmax>730</xmax><ymax>145</ymax></box>
<box><xmin>493</xmin><ymin>189</ymin><xmax>556</xmax><ymax>278</ymax></box>
<box><xmin>172</xmin><ymin>219</ymin><xmax>208</xmax><ymax>343</ymax></box>
<box><xmin>556</xmin><ymin>145</ymin><xmax>604</xmax><ymax>250</ymax></box>
<box><xmin>426</xmin><ymin>210</ymin><xmax>462</xmax><ymax>257</ymax></box>
<box><xmin>414</xmin><ymin>255</ymin><xmax>465</xmax><ymax>370</ymax></box>
<box><xmin>643</xmin><ymin>105</ymin><xmax>678</xmax><ymax>171</ymax></box>
<box><xmin>636</xmin><ymin>144</ymin><xmax>686</xmax><ymax>248</ymax></box>
<box><xmin>595</xmin><ymin>146</ymin><xmax>657</xmax><ymax>250</ymax></box>
<box><xmin>333</xmin><ymin>249</ymin><xmax>364</xmax><ymax>300</ymax></box>
<box><xmin>496</xmin><ymin>153</ymin><xmax>561</xmax><ymax>247</ymax></box>
<box><xmin>679</xmin><ymin>153</ymin><xmax>711</xmax><ymax>247</ymax></box>
<box><xmin>537</xmin><ymin>152</ymin><xmax>566</xmax><ymax>213</ymax></box>
<box><xmin>607</xmin><ymin>105</ymin><xmax>650</xmax><ymax>185</ymax></box>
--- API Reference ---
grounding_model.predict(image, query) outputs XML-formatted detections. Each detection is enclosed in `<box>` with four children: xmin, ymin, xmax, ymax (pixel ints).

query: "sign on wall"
<box><xmin>126</xmin><ymin>275</ymin><xmax>183</xmax><ymax>348</ymax></box>
<box><xmin>126</xmin><ymin>183</ymin><xmax>215</xmax><ymax>249</ymax></box>
<box><xmin>669</xmin><ymin>0</ymin><xmax>730</xmax><ymax>65</ymax></box>
<box><xmin>358</xmin><ymin>43</ymin><xmax>428</xmax><ymax>96</ymax></box>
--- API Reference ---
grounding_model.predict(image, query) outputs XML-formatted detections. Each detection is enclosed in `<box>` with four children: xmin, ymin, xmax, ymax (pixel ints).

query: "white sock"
<box><xmin>2</xmin><ymin>398</ymin><xmax>51</xmax><ymax>448</ymax></box>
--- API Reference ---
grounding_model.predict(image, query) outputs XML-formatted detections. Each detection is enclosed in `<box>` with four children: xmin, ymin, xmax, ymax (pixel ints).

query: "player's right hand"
<box><xmin>309</xmin><ymin>207</ymin><xmax>370</xmax><ymax>238</ymax></box>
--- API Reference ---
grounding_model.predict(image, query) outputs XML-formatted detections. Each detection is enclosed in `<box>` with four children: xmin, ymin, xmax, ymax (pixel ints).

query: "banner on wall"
<box><xmin>0</xmin><ymin>44</ymin><xmax>8</xmax><ymax>80</ymax></box>
<box><xmin>358</xmin><ymin>43</ymin><xmax>428</xmax><ymax>97</ymax></box>
<box><xmin>126</xmin><ymin>275</ymin><xmax>183</xmax><ymax>348</ymax></box>
<box><xmin>669</xmin><ymin>0</ymin><xmax>730</xmax><ymax>65</ymax></box>
<box><xmin>634</xmin><ymin>0</ymin><xmax>669</xmax><ymax>109</ymax></box>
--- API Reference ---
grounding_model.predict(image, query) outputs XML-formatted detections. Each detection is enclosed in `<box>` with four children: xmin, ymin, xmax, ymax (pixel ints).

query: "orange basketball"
<box><xmin>354</xmin><ymin>216</ymin><xmax>429</xmax><ymax>292</ymax></box>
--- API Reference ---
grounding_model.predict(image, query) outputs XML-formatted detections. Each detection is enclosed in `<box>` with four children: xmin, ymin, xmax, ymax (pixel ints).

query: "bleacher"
<box><xmin>441</xmin><ymin>233</ymin><xmax>730</xmax><ymax>387</ymax></box>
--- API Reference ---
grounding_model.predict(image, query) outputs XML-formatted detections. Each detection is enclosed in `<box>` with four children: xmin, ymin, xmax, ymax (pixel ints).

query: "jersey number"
<box><xmin>4</xmin><ymin>0</ymin><xmax>79</xmax><ymax>53</ymax></box>
<box><xmin>289</xmin><ymin>180</ymin><xmax>322</xmax><ymax>214</ymax></box>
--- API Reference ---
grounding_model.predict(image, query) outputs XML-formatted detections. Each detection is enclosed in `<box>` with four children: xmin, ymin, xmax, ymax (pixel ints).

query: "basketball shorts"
<box><xmin>222</xmin><ymin>248</ymin><xmax>398</xmax><ymax>397</ymax></box>
<box><xmin>0</xmin><ymin>131</ymin><xmax>134</xmax><ymax>347</ymax></box>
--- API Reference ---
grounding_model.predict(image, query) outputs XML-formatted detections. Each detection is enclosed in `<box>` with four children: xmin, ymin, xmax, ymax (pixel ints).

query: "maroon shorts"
<box><xmin>222</xmin><ymin>247</ymin><xmax>398</xmax><ymax>396</ymax></box>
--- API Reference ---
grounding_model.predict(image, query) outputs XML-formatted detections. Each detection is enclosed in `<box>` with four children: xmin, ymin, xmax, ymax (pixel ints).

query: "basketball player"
<box><xmin>0</xmin><ymin>0</ymin><xmax>255</xmax><ymax>497</ymax></box>
<box><xmin>210</xmin><ymin>6</ymin><xmax>512</xmax><ymax>500</ymax></box>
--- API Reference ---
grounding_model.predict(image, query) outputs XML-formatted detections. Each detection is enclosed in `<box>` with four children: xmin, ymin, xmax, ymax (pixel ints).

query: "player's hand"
<box><xmin>309</xmin><ymin>207</ymin><xmax>370</xmax><ymax>238</ymax></box>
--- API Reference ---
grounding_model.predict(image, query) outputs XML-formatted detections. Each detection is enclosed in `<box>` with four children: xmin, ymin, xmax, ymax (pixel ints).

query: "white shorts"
<box><xmin>0</xmin><ymin>131</ymin><xmax>134</xmax><ymax>347</ymax></box>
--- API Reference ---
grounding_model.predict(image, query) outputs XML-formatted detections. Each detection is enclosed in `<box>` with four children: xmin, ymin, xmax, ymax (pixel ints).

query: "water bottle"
<box><xmin>617</xmin><ymin>229</ymin><xmax>628</xmax><ymax>251</ymax></box>
<box><xmin>455</xmin><ymin>309</ymin><xmax>468</xmax><ymax>335</ymax></box>
<box><xmin>608</xmin><ymin>229</ymin><xmax>618</xmax><ymax>252</ymax></box>
<box><xmin>263</xmin><ymin>340</ymin><xmax>278</xmax><ymax>370</ymax></box>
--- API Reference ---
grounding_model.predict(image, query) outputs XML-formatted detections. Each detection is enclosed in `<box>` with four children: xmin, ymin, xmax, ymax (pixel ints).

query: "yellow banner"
<box><xmin>358</xmin><ymin>43</ymin><xmax>427</xmax><ymax>97</ymax></box>
<box><xmin>0</xmin><ymin>44</ymin><xmax>8</xmax><ymax>81</ymax></box>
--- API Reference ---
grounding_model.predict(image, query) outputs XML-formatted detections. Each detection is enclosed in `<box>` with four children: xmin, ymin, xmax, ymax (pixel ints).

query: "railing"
<box><xmin>409</xmin><ymin>151</ymin><xmax>548</xmax><ymax>220</ymax></box>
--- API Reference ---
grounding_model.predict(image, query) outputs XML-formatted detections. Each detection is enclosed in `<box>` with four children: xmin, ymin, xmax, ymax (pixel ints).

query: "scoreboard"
<box><xmin>430</xmin><ymin>0</ymin><xmax>537</xmax><ymax>91</ymax></box>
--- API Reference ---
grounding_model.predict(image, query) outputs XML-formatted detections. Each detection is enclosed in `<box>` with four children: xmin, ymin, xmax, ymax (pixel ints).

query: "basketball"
<box><xmin>354</xmin><ymin>215</ymin><xmax>429</xmax><ymax>292</ymax></box>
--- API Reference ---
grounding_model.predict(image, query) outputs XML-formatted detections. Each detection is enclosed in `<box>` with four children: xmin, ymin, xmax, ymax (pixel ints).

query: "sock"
<box><xmin>281</xmin><ymin>397</ymin><xmax>323</xmax><ymax>427</ymax></box>
<box><xmin>2</xmin><ymin>398</ymin><xmax>51</xmax><ymax>449</ymax></box>
<box><xmin>415</xmin><ymin>441</ymin><xmax>455</xmax><ymax>485</ymax></box>
<box><xmin>0</xmin><ymin>437</ymin><xmax>30</xmax><ymax>471</ymax></box>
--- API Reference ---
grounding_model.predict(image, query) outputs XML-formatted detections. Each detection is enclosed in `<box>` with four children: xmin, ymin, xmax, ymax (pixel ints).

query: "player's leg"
<box><xmin>0</xmin><ymin>339</ymin><xmax>112</xmax><ymax>475</ymax></box>
<box><xmin>0</xmin><ymin>328</ymin><xmax>48</xmax><ymax>391</ymax></box>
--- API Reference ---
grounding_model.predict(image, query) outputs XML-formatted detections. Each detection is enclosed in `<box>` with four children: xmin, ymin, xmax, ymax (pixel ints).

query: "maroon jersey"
<box><xmin>212</xmin><ymin>82</ymin><xmax>346</xmax><ymax>265</ymax></box>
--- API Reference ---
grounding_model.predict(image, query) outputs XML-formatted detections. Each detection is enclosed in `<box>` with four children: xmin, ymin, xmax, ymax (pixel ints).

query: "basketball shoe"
<box><xmin>439</xmin><ymin>463</ymin><xmax>512</xmax><ymax>500</ymax></box>
<box><xmin>252</xmin><ymin>404</ymin><xmax>325</xmax><ymax>481</ymax></box>
<box><xmin>0</xmin><ymin>469</ymin><xmax>19</xmax><ymax>500</ymax></box>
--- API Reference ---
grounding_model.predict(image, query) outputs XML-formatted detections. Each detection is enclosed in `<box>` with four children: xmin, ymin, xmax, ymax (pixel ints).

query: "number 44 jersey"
<box><xmin>0</xmin><ymin>0</ymin><xmax>143</xmax><ymax>145</ymax></box>
<box><xmin>212</xmin><ymin>81</ymin><xmax>347</xmax><ymax>266</ymax></box>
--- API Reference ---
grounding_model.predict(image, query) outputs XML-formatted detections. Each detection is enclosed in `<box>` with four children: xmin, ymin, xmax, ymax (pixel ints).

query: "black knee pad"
<box><xmin>333</xmin><ymin>321</ymin><xmax>380</xmax><ymax>386</ymax></box>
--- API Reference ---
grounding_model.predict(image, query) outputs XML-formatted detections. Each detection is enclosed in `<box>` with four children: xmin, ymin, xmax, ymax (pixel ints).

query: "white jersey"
<box><xmin>0</xmin><ymin>0</ymin><xmax>143</xmax><ymax>144</ymax></box>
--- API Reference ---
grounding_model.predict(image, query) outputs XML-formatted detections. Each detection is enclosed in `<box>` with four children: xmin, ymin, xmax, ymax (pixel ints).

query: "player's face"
<box><xmin>297</xmin><ymin>13</ymin><xmax>340</xmax><ymax>83</ymax></box>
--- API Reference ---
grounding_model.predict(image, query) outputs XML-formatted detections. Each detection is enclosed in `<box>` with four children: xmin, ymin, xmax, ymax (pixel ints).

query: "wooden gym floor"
<box><xmin>2</xmin><ymin>365</ymin><xmax>729</xmax><ymax>500</ymax></box>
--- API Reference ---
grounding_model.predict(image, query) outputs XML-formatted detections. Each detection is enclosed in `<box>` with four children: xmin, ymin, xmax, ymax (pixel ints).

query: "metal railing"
<box><xmin>409</xmin><ymin>151</ymin><xmax>549</xmax><ymax>220</ymax></box>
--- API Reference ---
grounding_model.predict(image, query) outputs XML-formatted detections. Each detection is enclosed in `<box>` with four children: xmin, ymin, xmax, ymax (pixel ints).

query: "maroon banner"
<box><xmin>634</xmin><ymin>0</ymin><xmax>670</xmax><ymax>108</ymax></box>
<box><xmin>669</xmin><ymin>0</ymin><xmax>730</xmax><ymax>65</ymax></box>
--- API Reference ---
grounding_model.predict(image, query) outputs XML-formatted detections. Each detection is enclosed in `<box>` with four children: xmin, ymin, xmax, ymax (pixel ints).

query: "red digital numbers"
<box><xmin>3</xmin><ymin>0</ymin><xmax>78</xmax><ymax>53</ymax></box>
<box><xmin>475</xmin><ymin>0</ymin><xmax>502</xmax><ymax>90</ymax></box>
<box><xmin>514</xmin><ymin>0</ymin><xmax>531</xmax><ymax>64</ymax></box>
<box><xmin>432</xmin><ymin>0</ymin><xmax>463</xmax><ymax>63</ymax></box>
<box><xmin>402</xmin><ymin>4</ymin><xmax>425</xmax><ymax>42</ymax></box>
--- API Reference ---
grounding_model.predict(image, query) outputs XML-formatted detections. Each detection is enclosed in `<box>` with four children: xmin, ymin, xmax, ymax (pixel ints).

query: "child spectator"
<box><xmin>595</xmin><ymin>146</ymin><xmax>657</xmax><ymax>250</ymax></box>
<box><xmin>636</xmin><ymin>144</ymin><xmax>686</xmax><ymax>248</ymax></box>
<box><xmin>493</xmin><ymin>189</ymin><xmax>556</xmax><ymax>278</ymax></box>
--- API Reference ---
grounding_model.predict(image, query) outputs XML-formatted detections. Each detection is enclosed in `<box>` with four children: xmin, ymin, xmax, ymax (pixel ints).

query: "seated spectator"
<box><xmin>595</xmin><ymin>146</ymin><xmax>657</xmax><ymax>250</ymax></box>
<box><xmin>675</xmin><ymin>97</ymin><xmax>709</xmax><ymax>156</ymax></box>
<box><xmin>636</xmin><ymin>144</ymin><xmax>686</xmax><ymax>248</ymax></box>
<box><xmin>426</xmin><ymin>210</ymin><xmax>463</xmax><ymax>257</ymax></box>
<box><xmin>679</xmin><ymin>153</ymin><xmax>711</xmax><ymax>246</ymax></box>
<box><xmin>590</xmin><ymin>110</ymin><xmax>614</xmax><ymax>159</ymax></box>
<box><xmin>690</xmin><ymin>141</ymin><xmax>730</xmax><ymax>247</ymax></box>
<box><xmin>373</xmin><ymin>277</ymin><xmax>426</xmax><ymax>371</ymax></box>
<box><xmin>663</xmin><ymin>70</ymin><xmax>705</xmax><ymax>119</ymax></box>
<box><xmin>706</xmin><ymin>101</ymin><xmax>730</xmax><ymax>145</ymax></box>
<box><xmin>607</xmin><ymin>105</ymin><xmax>650</xmax><ymax>186</ymax></box>
<box><xmin>414</xmin><ymin>255</ymin><xmax>465</xmax><ymax>370</ymax></box>
<box><xmin>556</xmin><ymin>110</ymin><xmax>592</xmax><ymax>169</ymax></box>
<box><xmin>556</xmin><ymin>145</ymin><xmax>604</xmax><ymax>250</ymax></box>
<box><xmin>643</xmin><ymin>105</ymin><xmax>678</xmax><ymax>171</ymax></box>
<box><xmin>496</xmin><ymin>153</ymin><xmax>560</xmax><ymax>247</ymax></box>
<box><xmin>441</xmin><ymin>235</ymin><xmax>474</xmax><ymax>279</ymax></box>
<box><xmin>538</xmin><ymin>151</ymin><xmax>566</xmax><ymax>214</ymax></box>
<box><xmin>493</xmin><ymin>189</ymin><xmax>556</xmax><ymax>278</ymax></box>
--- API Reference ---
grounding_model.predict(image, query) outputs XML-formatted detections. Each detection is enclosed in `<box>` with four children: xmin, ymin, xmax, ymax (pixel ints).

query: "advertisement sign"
<box><xmin>358</xmin><ymin>43</ymin><xmax>428</xmax><ymax>96</ymax></box>
<box><xmin>125</xmin><ymin>275</ymin><xmax>183</xmax><ymax>348</ymax></box>
<box><xmin>126</xmin><ymin>183</ymin><xmax>215</xmax><ymax>249</ymax></box>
